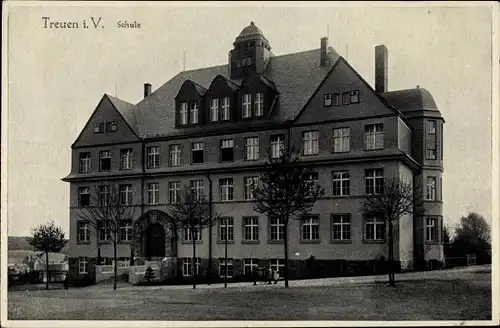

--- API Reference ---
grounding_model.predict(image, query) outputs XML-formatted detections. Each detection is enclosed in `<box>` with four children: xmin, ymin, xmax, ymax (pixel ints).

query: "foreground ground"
<box><xmin>8</xmin><ymin>265</ymin><xmax>492</xmax><ymax>321</ymax></box>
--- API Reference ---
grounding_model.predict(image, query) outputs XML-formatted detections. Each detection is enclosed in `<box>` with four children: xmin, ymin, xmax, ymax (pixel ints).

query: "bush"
<box><xmin>68</xmin><ymin>274</ymin><xmax>95</xmax><ymax>287</ymax></box>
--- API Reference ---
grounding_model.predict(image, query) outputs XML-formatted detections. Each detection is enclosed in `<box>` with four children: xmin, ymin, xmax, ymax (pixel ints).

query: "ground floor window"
<box><xmin>244</xmin><ymin>258</ymin><xmax>258</xmax><ymax>276</ymax></box>
<box><xmin>364</xmin><ymin>216</ymin><xmax>386</xmax><ymax>241</ymax></box>
<box><xmin>219</xmin><ymin>258</ymin><xmax>233</xmax><ymax>278</ymax></box>
<box><xmin>182</xmin><ymin>257</ymin><xmax>200</xmax><ymax>277</ymax></box>
<box><xmin>269</xmin><ymin>259</ymin><xmax>285</xmax><ymax>277</ymax></box>
<box><xmin>78</xmin><ymin>257</ymin><xmax>88</xmax><ymax>274</ymax></box>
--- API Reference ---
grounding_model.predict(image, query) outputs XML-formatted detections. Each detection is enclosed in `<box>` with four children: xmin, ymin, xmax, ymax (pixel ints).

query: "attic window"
<box><xmin>350</xmin><ymin>91</ymin><xmax>360</xmax><ymax>104</ymax></box>
<box><xmin>106</xmin><ymin>121</ymin><xmax>117</xmax><ymax>132</ymax></box>
<box><xmin>94</xmin><ymin>123</ymin><xmax>105</xmax><ymax>133</ymax></box>
<box><xmin>324</xmin><ymin>94</ymin><xmax>332</xmax><ymax>107</ymax></box>
<box><xmin>334</xmin><ymin>93</ymin><xmax>341</xmax><ymax>106</ymax></box>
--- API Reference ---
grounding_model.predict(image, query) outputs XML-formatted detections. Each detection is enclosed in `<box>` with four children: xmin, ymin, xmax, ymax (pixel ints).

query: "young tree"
<box><xmin>26</xmin><ymin>221</ymin><xmax>67</xmax><ymax>290</ymax></box>
<box><xmin>442</xmin><ymin>224</ymin><xmax>452</xmax><ymax>257</ymax></box>
<box><xmin>165</xmin><ymin>185</ymin><xmax>220</xmax><ymax>289</ymax></box>
<box><xmin>78</xmin><ymin>183</ymin><xmax>138</xmax><ymax>290</ymax></box>
<box><xmin>252</xmin><ymin>147</ymin><xmax>324</xmax><ymax>288</ymax></box>
<box><xmin>361</xmin><ymin>176</ymin><xmax>423</xmax><ymax>286</ymax></box>
<box><xmin>143</xmin><ymin>266</ymin><xmax>155</xmax><ymax>284</ymax></box>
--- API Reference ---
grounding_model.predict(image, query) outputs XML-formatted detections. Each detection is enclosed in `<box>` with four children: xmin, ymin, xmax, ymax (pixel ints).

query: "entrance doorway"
<box><xmin>145</xmin><ymin>223</ymin><xmax>166</xmax><ymax>259</ymax></box>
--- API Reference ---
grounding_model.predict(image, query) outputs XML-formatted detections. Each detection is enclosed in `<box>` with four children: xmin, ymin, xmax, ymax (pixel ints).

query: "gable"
<box><xmin>205</xmin><ymin>75</ymin><xmax>239</xmax><ymax>97</ymax></box>
<box><xmin>72</xmin><ymin>95</ymin><xmax>140</xmax><ymax>148</ymax></box>
<box><xmin>294</xmin><ymin>58</ymin><xmax>396</xmax><ymax>124</ymax></box>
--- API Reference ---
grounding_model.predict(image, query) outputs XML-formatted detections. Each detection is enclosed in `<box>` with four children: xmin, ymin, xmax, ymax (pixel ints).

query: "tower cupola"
<box><xmin>229</xmin><ymin>21</ymin><xmax>272</xmax><ymax>79</ymax></box>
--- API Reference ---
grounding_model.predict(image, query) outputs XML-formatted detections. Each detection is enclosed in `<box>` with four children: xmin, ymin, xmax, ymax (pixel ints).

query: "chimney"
<box><xmin>375</xmin><ymin>45</ymin><xmax>388</xmax><ymax>93</ymax></box>
<box><xmin>144</xmin><ymin>83</ymin><xmax>152</xmax><ymax>98</ymax></box>
<box><xmin>320</xmin><ymin>37</ymin><xmax>329</xmax><ymax>67</ymax></box>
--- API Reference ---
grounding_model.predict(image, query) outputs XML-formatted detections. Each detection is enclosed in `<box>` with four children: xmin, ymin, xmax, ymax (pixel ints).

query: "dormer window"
<box><xmin>221</xmin><ymin>97</ymin><xmax>230</xmax><ymax>121</ymax></box>
<box><xmin>254</xmin><ymin>93</ymin><xmax>264</xmax><ymax>116</ymax></box>
<box><xmin>190</xmin><ymin>101</ymin><xmax>199</xmax><ymax>124</ymax></box>
<box><xmin>242</xmin><ymin>94</ymin><xmax>252</xmax><ymax>118</ymax></box>
<box><xmin>179</xmin><ymin>102</ymin><xmax>188</xmax><ymax>125</ymax></box>
<box><xmin>210</xmin><ymin>98</ymin><xmax>219</xmax><ymax>122</ymax></box>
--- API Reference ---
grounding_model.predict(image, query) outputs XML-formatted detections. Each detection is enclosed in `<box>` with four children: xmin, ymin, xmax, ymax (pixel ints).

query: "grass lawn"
<box><xmin>8</xmin><ymin>270</ymin><xmax>491</xmax><ymax>321</ymax></box>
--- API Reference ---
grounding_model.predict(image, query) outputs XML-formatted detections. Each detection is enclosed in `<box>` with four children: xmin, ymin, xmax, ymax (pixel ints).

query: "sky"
<box><xmin>3</xmin><ymin>2</ymin><xmax>495</xmax><ymax>236</ymax></box>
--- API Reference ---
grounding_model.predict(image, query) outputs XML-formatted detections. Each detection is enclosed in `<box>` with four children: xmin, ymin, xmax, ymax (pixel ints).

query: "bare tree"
<box><xmin>26</xmin><ymin>221</ymin><xmax>67</xmax><ymax>290</ymax></box>
<box><xmin>361</xmin><ymin>176</ymin><xmax>423</xmax><ymax>286</ymax></box>
<box><xmin>165</xmin><ymin>185</ymin><xmax>220</xmax><ymax>289</ymax></box>
<box><xmin>252</xmin><ymin>147</ymin><xmax>324</xmax><ymax>288</ymax></box>
<box><xmin>78</xmin><ymin>182</ymin><xmax>138</xmax><ymax>290</ymax></box>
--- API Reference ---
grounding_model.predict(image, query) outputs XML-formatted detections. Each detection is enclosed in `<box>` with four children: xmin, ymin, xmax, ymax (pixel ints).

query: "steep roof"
<box><xmin>381</xmin><ymin>88</ymin><xmax>439</xmax><ymax>112</ymax></box>
<box><xmin>236</xmin><ymin>21</ymin><xmax>268</xmax><ymax>43</ymax></box>
<box><xmin>135</xmin><ymin>47</ymin><xmax>341</xmax><ymax>138</ymax></box>
<box><xmin>106</xmin><ymin>95</ymin><xmax>139</xmax><ymax>134</ymax></box>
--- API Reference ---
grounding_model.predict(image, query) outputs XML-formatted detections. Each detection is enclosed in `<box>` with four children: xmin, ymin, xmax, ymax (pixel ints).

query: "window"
<box><xmin>243</xmin><ymin>217</ymin><xmax>259</xmax><ymax>241</ymax></box>
<box><xmin>106</xmin><ymin>121</ymin><xmax>117</xmax><ymax>132</ymax></box>
<box><xmin>183</xmin><ymin>226</ymin><xmax>202</xmax><ymax>241</ymax></box>
<box><xmin>78</xmin><ymin>257</ymin><xmax>88</xmax><ymax>274</ymax></box>
<box><xmin>220</xmin><ymin>139</ymin><xmax>234</xmax><ymax>162</ymax></box>
<box><xmin>350</xmin><ymin>90</ymin><xmax>360</xmax><ymax>103</ymax></box>
<box><xmin>332</xmin><ymin>171</ymin><xmax>350</xmax><ymax>196</ymax></box>
<box><xmin>147</xmin><ymin>183</ymin><xmax>159</xmax><ymax>204</ymax></box>
<box><xmin>270</xmin><ymin>259</ymin><xmax>285</xmax><ymax>277</ymax></box>
<box><xmin>182</xmin><ymin>257</ymin><xmax>200</xmax><ymax>276</ymax></box>
<box><xmin>191</xmin><ymin>142</ymin><xmax>204</xmax><ymax>164</ymax></box>
<box><xmin>78</xmin><ymin>186</ymin><xmax>90</xmax><ymax>206</ymax></box>
<box><xmin>270</xmin><ymin>135</ymin><xmax>285</xmax><ymax>158</ymax></box>
<box><xmin>365</xmin><ymin>124</ymin><xmax>384</xmax><ymax>150</ymax></box>
<box><xmin>147</xmin><ymin>146</ymin><xmax>160</xmax><ymax>168</ymax></box>
<box><xmin>427</xmin><ymin>148</ymin><xmax>436</xmax><ymax>160</ymax></box>
<box><xmin>331</xmin><ymin>215</ymin><xmax>351</xmax><ymax>240</ymax></box>
<box><xmin>221</xmin><ymin>97</ymin><xmax>230</xmax><ymax>121</ymax></box>
<box><xmin>120</xmin><ymin>149</ymin><xmax>133</xmax><ymax>170</ymax></box>
<box><xmin>270</xmin><ymin>217</ymin><xmax>284</xmax><ymax>241</ymax></box>
<box><xmin>190</xmin><ymin>180</ymin><xmax>204</xmax><ymax>201</ymax></box>
<box><xmin>324</xmin><ymin>93</ymin><xmax>332</xmax><ymax>107</ymax></box>
<box><xmin>301</xmin><ymin>216</ymin><xmax>319</xmax><ymax>241</ymax></box>
<box><xmin>168</xmin><ymin>181</ymin><xmax>180</xmax><ymax>204</ymax></box>
<box><xmin>179</xmin><ymin>102</ymin><xmax>188</xmax><ymax>125</ymax></box>
<box><xmin>169</xmin><ymin>144</ymin><xmax>182</xmax><ymax>167</ymax></box>
<box><xmin>120</xmin><ymin>220</ymin><xmax>133</xmax><ymax>242</ymax></box>
<box><xmin>303</xmin><ymin>131</ymin><xmax>319</xmax><ymax>155</ymax></box>
<box><xmin>247</xmin><ymin>57</ymin><xmax>253</xmax><ymax>66</ymax></box>
<box><xmin>98</xmin><ymin>185</ymin><xmax>110</xmax><ymax>206</ymax></box>
<box><xmin>94</xmin><ymin>123</ymin><xmax>105</xmax><ymax>133</ymax></box>
<box><xmin>342</xmin><ymin>92</ymin><xmax>350</xmax><ymax>105</ymax></box>
<box><xmin>119</xmin><ymin>184</ymin><xmax>133</xmax><ymax>205</ymax></box>
<box><xmin>220</xmin><ymin>178</ymin><xmax>234</xmax><ymax>201</ymax></box>
<box><xmin>244</xmin><ymin>258</ymin><xmax>258</xmax><ymax>275</ymax></box>
<box><xmin>242</xmin><ymin>93</ymin><xmax>252</xmax><ymax>118</ymax></box>
<box><xmin>254</xmin><ymin>92</ymin><xmax>264</xmax><ymax>116</ymax></box>
<box><xmin>219</xmin><ymin>259</ymin><xmax>233</xmax><ymax>278</ymax></box>
<box><xmin>365</xmin><ymin>216</ymin><xmax>386</xmax><ymax>240</ymax></box>
<box><xmin>210</xmin><ymin>98</ymin><xmax>219</xmax><ymax>122</ymax></box>
<box><xmin>306</xmin><ymin>172</ymin><xmax>318</xmax><ymax>196</ymax></box>
<box><xmin>426</xmin><ymin>218</ymin><xmax>437</xmax><ymax>242</ymax></box>
<box><xmin>219</xmin><ymin>217</ymin><xmax>234</xmax><ymax>242</ymax></box>
<box><xmin>244</xmin><ymin>176</ymin><xmax>259</xmax><ymax>200</ymax></box>
<box><xmin>98</xmin><ymin>221</ymin><xmax>110</xmax><ymax>242</ymax></box>
<box><xmin>245</xmin><ymin>137</ymin><xmax>259</xmax><ymax>160</ymax></box>
<box><xmin>77</xmin><ymin>222</ymin><xmax>90</xmax><ymax>242</ymax></box>
<box><xmin>333</xmin><ymin>128</ymin><xmax>350</xmax><ymax>153</ymax></box>
<box><xmin>334</xmin><ymin>93</ymin><xmax>342</xmax><ymax>106</ymax></box>
<box><xmin>99</xmin><ymin>151</ymin><xmax>111</xmax><ymax>171</ymax></box>
<box><xmin>365</xmin><ymin>169</ymin><xmax>384</xmax><ymax>195</ymax></box>
<box><xmin>79</xmin><ymin>152</ymin><xmax>91</xmax><ymax>173</ymax></box>
<box><xmin>426</xmin><ymin>177</ymin><xmax>436</xmax><ymax>200</ymax></box>
<box><xmin>428</xmin><ymin>120</ymin><xmax>437</xmax><ymax>134</ymax></box>
<box><xmin>190</xmin><ymin>101</ymin><xmax>199</xmax><ymax>124</ymax></box>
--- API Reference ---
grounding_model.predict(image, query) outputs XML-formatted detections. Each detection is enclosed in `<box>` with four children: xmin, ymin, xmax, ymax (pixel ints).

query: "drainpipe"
<box><xmin>206</xmin><ymin>172</ymin><xmax>213</xmax><ymax>285</ymax></box>
<box><xmin>140</xmin><ymin>140</ymin><xmax>145</xmax><ymax>259</ymax></box>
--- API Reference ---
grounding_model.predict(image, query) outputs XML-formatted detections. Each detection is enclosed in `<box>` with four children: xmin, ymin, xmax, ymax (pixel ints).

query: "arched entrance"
<box><xmin>133</xmin><ymin>210</ymin><xmax>178</xmax><ymax>260</ymax></box>
<box><xmin>145</xmin><ymin>223</ymin><xmax>166</xmax><ymax>258</ymax></box>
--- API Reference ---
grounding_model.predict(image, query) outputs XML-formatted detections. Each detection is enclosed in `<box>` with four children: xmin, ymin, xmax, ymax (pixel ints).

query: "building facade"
<box><xmin>63</xmin><ymin>22</ymin><xmax>445</xmax><ymax>280</ymax></box>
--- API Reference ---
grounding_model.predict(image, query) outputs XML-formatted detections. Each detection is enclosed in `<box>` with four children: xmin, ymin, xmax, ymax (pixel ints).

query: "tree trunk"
<box><xmin>113</xmin><ymin>240</ymin><xmax>117</xmax><ymax>290</ymax></box>
<box><xmin>45</xmin><ymin>251</ymin><xmax>49</xmax><ymax>290</ymax></box>
<box><xmin>388</xmin><ymin>220</ymin><xmax>395</xmax><ymax>286</ymax></box>
<box><xmin>284</xmin><ymin>219</ymin><xmax>289</xmax><ymax>288</ymax></box>
<box><xmin>192</xmin><ymin>234</ymin><xmax>196</xmax><ymax>289</ymax></box>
